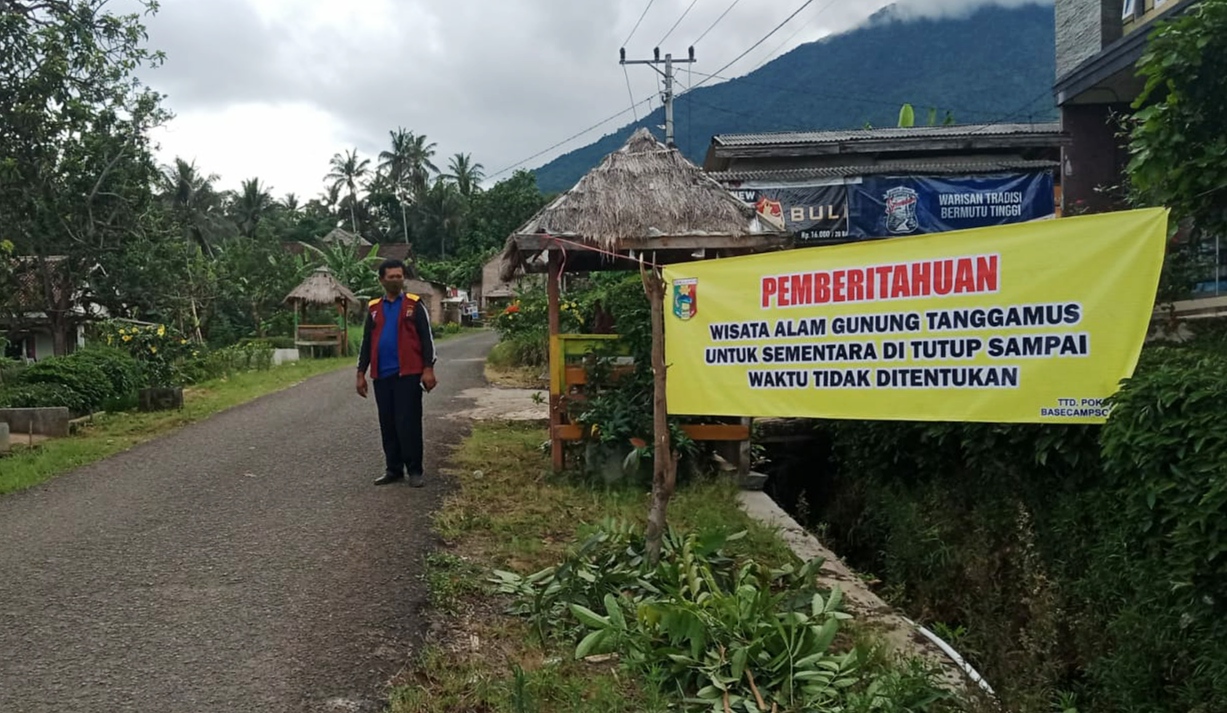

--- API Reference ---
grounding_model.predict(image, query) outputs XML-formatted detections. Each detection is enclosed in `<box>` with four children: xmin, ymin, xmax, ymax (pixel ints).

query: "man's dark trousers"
<box><xmin>373</xmin><ymin>373</ymin><xmax>423</xmax><ymax>477</ymax></box>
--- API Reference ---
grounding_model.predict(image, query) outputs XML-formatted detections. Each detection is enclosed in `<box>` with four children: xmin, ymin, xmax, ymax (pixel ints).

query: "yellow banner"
<box><xmin>664</xmin><ymin>208</ymin><xmax>1168</xmax><ymax>423</ymax></box>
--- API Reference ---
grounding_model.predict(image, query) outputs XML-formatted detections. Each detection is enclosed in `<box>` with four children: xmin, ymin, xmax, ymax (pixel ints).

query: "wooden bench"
<box><xmin>548</xmin><ymin>334</ymin><xmax>751</xmax><ymax>474</ymax></box>
<box><xmin>295</xmin><ymin>324</ymin><xmax>344</xmax><ymax>356</ymax></box>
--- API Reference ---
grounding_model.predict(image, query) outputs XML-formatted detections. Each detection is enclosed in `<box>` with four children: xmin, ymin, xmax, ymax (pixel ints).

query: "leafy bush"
<box><xmin>186</xmin><ymin>342</ymin><xmax>274</xmax><ymax>382</ymax></box>
<box><xmin>69</xmin><ymin>347</ymin><xmax>141</xmax><ymax>405</ymax></box>
<box><xmin>239</xmin><ymin>336</ymin><xmax>296</xmax><ymax>350</ymax></box>
<box><xmin>18</xmin><ymin>356</ymin><xmax>111</xmax><ymax>415</ymax></box>
<box><xmin>0</xmin><ymin>357</ymin><xmax>25</xmax><ymax>387</ymax></box>
<box><xmin>0</xmin><ymin>382</ymin><xmax>85</xmax><ymax>413</ymax></box>
<box><xmin>492</xmin><ymin>287</ymin><xmax>584</xmax><ymax>366</ymax></box>
<box><xmin>493</xmin><ymin>520</ymin><xmax>953</xmax><ymax>712</ymax></box>
<box><xmin>95</xmin><ymin>321</ymin><xmax>195</xmax><ymax>387</ymax></box>
<box><xmin>799</xmin><ymin>343</ymin><xmax>1227</xmax><ymax>712</ymax></box>
<box><xmin>432</xmin><ymin>322</ymin><xmax>464</xmax><ymax>338</ymax></box>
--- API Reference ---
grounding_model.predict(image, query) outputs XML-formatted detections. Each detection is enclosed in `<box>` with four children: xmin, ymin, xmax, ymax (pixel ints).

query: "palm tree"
<box><xmin>281</xmin><ymin>193</ymin><xmax>300</xmax><ymax>213</ymax></box>
<box><xmin>160</xmin><ymin>157</ymin><xmax>224</xmax><ymax>255</ymax></box>
<box><xmin>233</xmin><ymin>177</ymin><xmax>274</xmax><ymax>237</ymax></box>
<box><xmin>445</xmin><ymin>153</ymin><xmax>485</xmax><ymax>197</ymax></box>
<box><xmin>405</xmin><ymin>133</ymin><xmax>439</xmax><ymax>198</ymax></box>
<box><xmin>325</xmin><ymin>149</ymin><xmax>371</xmax><ymax>235</ymax></box>
<box><xmin>419</xmin><ymin>179</ymin><xmax>465</xmax><ymax>259</ymax></box>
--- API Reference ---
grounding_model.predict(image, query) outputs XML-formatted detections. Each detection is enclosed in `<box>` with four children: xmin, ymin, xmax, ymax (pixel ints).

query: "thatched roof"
<box><xmin>284</xmin><ymin>267</ymin><xmax>359</xmax><ymax>307</ymax></box>
<box><xmin>321</xmin><ymin>227</ymin><xmax>372</xmax><ymax>247</ymax></box>
<box><xmin>501</xmin><ymin>128</ymin><xmax>784</xmax><ymax>279</ymax></box>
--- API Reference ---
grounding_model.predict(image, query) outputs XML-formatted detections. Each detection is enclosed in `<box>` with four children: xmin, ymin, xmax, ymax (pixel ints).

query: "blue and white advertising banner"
<box><xmin>849</xmin><ymin>173</ymin><xmax>1055</xmax><ymax>239</ymax></box>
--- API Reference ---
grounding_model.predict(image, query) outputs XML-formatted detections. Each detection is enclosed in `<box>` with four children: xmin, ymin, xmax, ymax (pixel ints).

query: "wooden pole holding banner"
<box><xmin>641</xmin><ymin>258</ymin><xmax>678</xmax><ymax>566</ymax></box>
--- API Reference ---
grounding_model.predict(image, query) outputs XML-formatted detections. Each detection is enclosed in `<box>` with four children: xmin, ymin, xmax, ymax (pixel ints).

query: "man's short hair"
<box><xmin>379</xmin><ymin>259</ymin><xmax>407</xmax><ymax>278</ymax></box>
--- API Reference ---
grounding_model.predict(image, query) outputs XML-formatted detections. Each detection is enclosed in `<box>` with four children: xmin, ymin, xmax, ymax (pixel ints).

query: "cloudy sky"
<box><xmin>132</xmin><ymin>0</ymin><xmax>1049</xmax><ymax>200</ymax></box>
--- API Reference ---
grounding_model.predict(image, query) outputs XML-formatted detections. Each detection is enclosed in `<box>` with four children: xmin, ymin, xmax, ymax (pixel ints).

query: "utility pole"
<box><xmin>620</xmin><ymin>46</ymin><xmax>696</xmax><ymax>147</ymax></box>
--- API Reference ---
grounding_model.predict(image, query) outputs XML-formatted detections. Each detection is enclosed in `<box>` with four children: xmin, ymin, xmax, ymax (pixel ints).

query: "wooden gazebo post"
<box><xmin>547</xmin><ymin>249</ymin><xmax>564</xmax><ymax>472</ymax></box>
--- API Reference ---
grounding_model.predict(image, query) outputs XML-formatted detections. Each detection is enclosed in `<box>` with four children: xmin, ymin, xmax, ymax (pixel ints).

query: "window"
<box><xmin>1122</xmin><ymin>0</ymin><xmax>1137</xmax><ymax>19</ymax></box>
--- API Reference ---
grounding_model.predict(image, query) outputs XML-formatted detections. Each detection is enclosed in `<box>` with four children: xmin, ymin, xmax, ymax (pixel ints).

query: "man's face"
<box><xmin>381</xmin><ymin>267</ymin><xmax>405</xmax><ymax>294</ymax></box>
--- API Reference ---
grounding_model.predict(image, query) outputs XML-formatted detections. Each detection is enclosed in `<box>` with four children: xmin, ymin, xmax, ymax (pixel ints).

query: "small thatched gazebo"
<box><xmin>284</xmin><ymin>267</ymin><xmax>359</xmax><ymax>356</ymax></box>
<box><xmin>500</xmin><ymin>128</ymin><xmax>791</xmax><ymax>473</ymax></box>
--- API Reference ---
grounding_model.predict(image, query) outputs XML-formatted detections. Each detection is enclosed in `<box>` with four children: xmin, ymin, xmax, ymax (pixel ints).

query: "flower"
<box><xmin>122</xmin><ymin>334</ymin><xmax>132</xmax><ymax>342</ymax></box>
<box><xmin>157</xmin><ymin>325</ymin><xmax>166</xmax><ymax>337</ymax></box>
<box><xmin>149</xmin><ymin>346</ymin><xmax>157</xmax><ymax>354</ymax></box>
<box><xmin>180</xmin><ymin>339</ymin><xmax>188</xmax><ymax>345</ymax></box>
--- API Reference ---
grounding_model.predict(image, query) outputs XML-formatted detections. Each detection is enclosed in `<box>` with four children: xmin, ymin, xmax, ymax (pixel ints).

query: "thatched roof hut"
<box><xmin>284</xmin><ymin>267</ymin><xmax>359</xmax><ymax>309</ymax></box>
<box><xmin>501</xmin><ymin>128</ymin><xmax>788</xmax><ymax>280</ymax></box>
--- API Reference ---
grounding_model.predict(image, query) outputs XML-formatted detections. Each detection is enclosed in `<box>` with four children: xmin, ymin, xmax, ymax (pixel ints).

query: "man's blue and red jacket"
<box><xmin>356</xmin><ymin>292</ymin><xmax>436</xmax><ymax>379</ymax></box>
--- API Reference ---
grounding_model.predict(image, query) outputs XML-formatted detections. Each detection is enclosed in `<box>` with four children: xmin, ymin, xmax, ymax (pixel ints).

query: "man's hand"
<box><xmin>356</xmin><ymin>371</ymin><xmax>368</xmax><ymax>398</ymax></box>
<box><xmin>421</xmin><ymin>367</ymin><xmax>438</xmax><ymax>393</ymax></box>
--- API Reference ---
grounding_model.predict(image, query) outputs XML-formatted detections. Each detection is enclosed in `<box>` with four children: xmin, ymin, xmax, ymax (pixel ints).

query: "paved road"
<box><xmin>0</xmin><ymin>330</ymin><xmax>498</xmax><ymax>713</ymax></box>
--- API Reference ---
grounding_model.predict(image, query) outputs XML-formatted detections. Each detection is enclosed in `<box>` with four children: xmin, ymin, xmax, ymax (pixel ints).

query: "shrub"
<box><xmin>0</xmin><ymin>381</ymin><xmax>87</xmax><ymax>414</ymax></box>
<box><xmin>186</xmin><ymin>342</ymin><xmax>274</xmax><ymax>382</ymax></box>
<box><xmin>94</xmin><ymin>321</ymin><xmax>195</xmax><ymax>387</ymax></box>
<box><xmin>18</xmin><ymin>356</ymin><xmax>110</xmax><ymax>415</ymax></box>
<box><xmin>69</xmin><ymin>347</ymin><xmax>141</xmax><ymax>404</ymax></box>
<box><xmin>798</xmin><ymin>343</ymin><xmax>1227</xmax><ymax>712</ymax></box>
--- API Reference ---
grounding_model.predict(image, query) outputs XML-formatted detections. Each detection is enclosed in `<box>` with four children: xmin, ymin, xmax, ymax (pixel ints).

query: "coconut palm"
<box><xmin>445</xmin><ymin>153</ymin><xmax>485</xmax><ymax>197</ymax></box>
<box><xmin>159</xmin><ymin>157</ymin><xmax>225</xmax><ymax>255</ymax></box>
<box><xmin>281</xmin><ymin>192</ymin><xmax>300</xmax><ymax>213</ymax></box>
<box><xmin>233</xmin><ymin>177</ymin><xmax>274</xmax><ymax>237</ymax></box>
<box><xmin>325</xmin><ymin>148</ymin><xmax>371</xmax><ymax>235</ymax></box>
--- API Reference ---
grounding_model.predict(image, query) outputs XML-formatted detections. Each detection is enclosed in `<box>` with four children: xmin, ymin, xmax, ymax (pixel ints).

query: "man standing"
<box><xmin>356</xmin><ymin>259</ymin><xmax>438</xmax><ymax>486</ymax></box>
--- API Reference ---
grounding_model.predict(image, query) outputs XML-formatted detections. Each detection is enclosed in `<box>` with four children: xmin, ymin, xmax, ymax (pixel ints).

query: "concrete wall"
<box><xmin>0</xmin><ymin>407</ymin><xmax>71</xmax><ymax>438</ymax></box>
<box><xmin>1056</xmin><ymin>0</ymin><xmax>1124</xmax><ymax>80</ymax></box>
<box><xmin>1060</xmin><ymin>102</ymin><xmax>1133</xmax><ymax>212</ymax></box>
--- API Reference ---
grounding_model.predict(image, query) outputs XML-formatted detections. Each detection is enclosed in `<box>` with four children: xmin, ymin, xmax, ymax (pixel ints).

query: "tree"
<box><xmin>325</xmin><ymin>149</ymin><xmax>371</xmax><ymax>235</ymax></box>
<box><xmin>445</xmin><ymin>153</ymin><xmax>485</xmax><ymax>197</ymax></box>
<box><xmin>232</xmin><ymin>177</ymin><xmax>275</xmax><ymax>238</ymax></box>
<box><xmin>406</xmin><ymin>134</ymin><xmax>439</xmax><ymax>197</ymax></box>
<box><xmin>0</xmin><ymin>0</ymin><xmax>170</xmax><ymax>355</ymax></box>
<box><xmin>160</xmin><ymin>158</ymin><xmax>226</xmax><ymax>255</ymax></box>
<box><xmin>465</xmin><ymin>170</ymin><xmax>549</xmax><ymax>254</ymax></box>
<box><xmin>379</xmin><ymin>128</ymin><xmax>417</xmax><ymax>244</ymax></box>
<box><xmin>1128</xmin><ymin>0</ymin><xmax>1227</xmax><ymax>298</ymax></box>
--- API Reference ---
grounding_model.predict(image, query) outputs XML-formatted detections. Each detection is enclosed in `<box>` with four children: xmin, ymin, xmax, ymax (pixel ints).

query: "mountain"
<box><xmin>531</xmin><ymin>2</ymin><xmax>1057</xmax><ymax>194</ymax></box>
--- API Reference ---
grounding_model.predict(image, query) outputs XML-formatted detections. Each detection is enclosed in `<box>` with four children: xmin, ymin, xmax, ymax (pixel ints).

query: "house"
<box><xmin>471</xmin><ymin>254</ymin><xmax>543</xmax><ymax>316</ymax></box>
<box><xmin>0</xmin><ymin>256</ymin><xmax>92</xmax><ymax>362</ymax></box>
<box><xmin>1053</xmin><ymin>0</ymin><xmax>1223</xmax><ymax>301</ymax></box>
<box><xmin>1054</xmin><ymin>0</ymin><xmax>1199</xmax><ymax>213</ymax></box>
<box><xmin>404</xmin><ymin>278</ymin><xmax>447</xmax><ymax>326</ymax></box>
<box><xmin>703</xmin><ymin>123</ymin><xmax>1067</xmax><ymax>244</ymax></box>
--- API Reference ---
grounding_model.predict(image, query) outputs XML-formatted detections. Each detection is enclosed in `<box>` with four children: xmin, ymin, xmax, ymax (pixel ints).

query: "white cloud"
<box><xmin>149</xmin><ymin>102</ymin><xmax>347</xmax><ymax>201</ymax></box>
<box><xmin>136</xmin><ymin>0</ymin><xmax>1051</xmax><ymax>196</ymax></box>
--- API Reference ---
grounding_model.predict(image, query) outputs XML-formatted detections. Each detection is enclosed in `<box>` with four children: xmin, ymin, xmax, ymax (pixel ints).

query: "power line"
<box><xmin>681</xmin><ymin>0</ymin><xmax>815</xmax><ymax>96</ymax></box>
<box><xmin>622</xmin><ymin>0</ymin><xmax>658</xmax><ymax>47</ymax></box>
<box><xmin>657</xmin><ymin>0</ymin><xmax>701</xmax><ymax>46</ymax></box>
<box><xmin>623</xmin><ymin>64</ymin><xmax>640</xmax><ymax>123</ymax></box>
<box><xmin>486</xmin><ymin>96</ymin><xmax>657</xmax><ymax>181</ymax></box>
<box><xmin>693</xmin><ymin>0</ymin><xmax>741</xmax><ymax>45</ymax></box>
<box><xmin>750</xmin><ymin>0</ymin><xmax>838</xmax><ymax>71</ymax></box>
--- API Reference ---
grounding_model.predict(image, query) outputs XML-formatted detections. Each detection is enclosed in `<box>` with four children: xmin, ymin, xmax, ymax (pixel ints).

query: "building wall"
<box><xmin>1060</xmin><ymin>102</ymin><xmax>1133</xmax><ymax>212</ymax></box>
<box><xmin>1056</xmin><ymin>0</ymin><xmax>1124</xmax><ymax>80</ymax></box>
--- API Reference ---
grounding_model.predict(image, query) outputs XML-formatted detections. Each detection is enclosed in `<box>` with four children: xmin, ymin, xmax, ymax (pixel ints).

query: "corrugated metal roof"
<box><xmin>712</xmin><ymin>122</ymin><xmax>1064</xmax><ymax>147</ymax></box>
<box><xmin>707</xmin><ymin>160</ymin><xmax>1059</xmax><ymax>183</ymax></box>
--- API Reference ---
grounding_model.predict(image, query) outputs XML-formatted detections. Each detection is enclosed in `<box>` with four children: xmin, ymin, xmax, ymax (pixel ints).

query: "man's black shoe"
<box><xmin>374</xmin><ymin>471</ymin><xmax>404</xmax><ymax>486</ymax></box>
<box><xmin>408</xmin><ymin>473</ymin><xmax>425</xmax><ymax>488</ymax></box>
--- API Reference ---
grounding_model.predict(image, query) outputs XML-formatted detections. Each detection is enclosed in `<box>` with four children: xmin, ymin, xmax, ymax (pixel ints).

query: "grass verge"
<box><xmin>0</xmin><ymin>356</ymin><xmax>351</xmax><ymax>496</ymax></box>
<box><xmin>484</xmin><ymin>341</ymin><xmax>547</xmax><ymax>390</ymax></box>
<box><xmin>387</xmin><ymin>422</ymin><xmax>899</xmax><ymax>713</ymax></box>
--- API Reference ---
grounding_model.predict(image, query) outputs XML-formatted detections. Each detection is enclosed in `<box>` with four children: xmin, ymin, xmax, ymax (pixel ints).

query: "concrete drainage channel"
<box><xmin>0</xmin><ymin>407</ymin><xmax>72</xmax><ymax>454</ymax></box>
<box><xmin>736</xmin><ymin>490</ymin><xmax>995</xmax><ymax>700</ymax></box>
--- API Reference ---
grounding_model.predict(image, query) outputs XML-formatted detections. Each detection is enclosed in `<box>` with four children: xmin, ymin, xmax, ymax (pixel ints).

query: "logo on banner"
<box><xmin>884</xmin><ymin>186</ymin><xmax>920</xmax><ymax>234</ymax></box>
<box><xmin>754</xmin><ymin>196</ymin><xmax>786</xmax><ymax>231</ymax></box>
<box><xmin>672</xmin><ymin>278</ymin><xmax>698</xmax><ymax>321</ymax></box>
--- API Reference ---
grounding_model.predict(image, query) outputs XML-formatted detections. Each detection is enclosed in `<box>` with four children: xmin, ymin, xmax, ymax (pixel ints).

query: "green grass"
<box><xmin>0</xmin><ymin>356</ymin><xmax>352</xmax><ymax>496</ymax></box>
<box><xmin>387</xmin><ymin>422</ymin><xmax>797</xmax><ymax>713</ymax></box>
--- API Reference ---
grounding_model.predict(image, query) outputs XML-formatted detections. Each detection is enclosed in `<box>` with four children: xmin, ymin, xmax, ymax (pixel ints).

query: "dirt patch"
<box><xmin>483</xmin><ymin>364</ymin><xmax>547</xmax><ymax>390</ymax></box>
<box><xmin>448</xmin><ymin>387</ymin><xmax>548</xmax><ymax>423</ymax></box>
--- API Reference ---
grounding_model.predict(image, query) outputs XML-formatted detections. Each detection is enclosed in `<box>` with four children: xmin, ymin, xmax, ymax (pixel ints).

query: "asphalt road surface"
<box><xmin>0</xmin><ymin>330</ymin><xmax>499</xmax><ymax>712</ymax></box>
